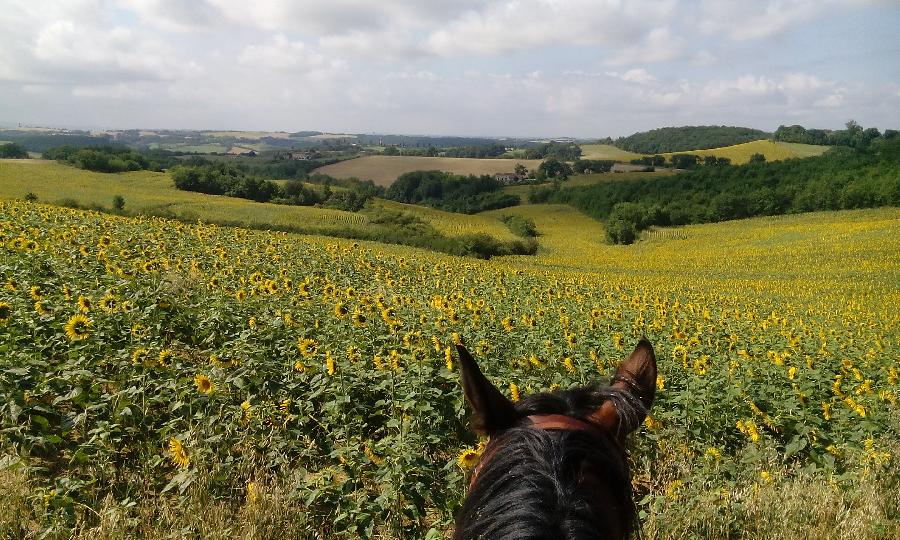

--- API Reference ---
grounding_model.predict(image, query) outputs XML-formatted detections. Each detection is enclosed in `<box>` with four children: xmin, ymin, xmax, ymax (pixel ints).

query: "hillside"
<box><xmin>0</xmin><ymin>160</ymin><xmax>365</xmax><ymax>232</ymax></box>
<box><xmin>615</xmin><ymin>125</ymin><xmax>771</xmax><ymax>153</ymax></box>
<box><xmin>579</xmin><ymin>143</ymin><xmax>645</xmax><ymax>161</ymax></box>
<box><xmin>312</xmin><ymin>155</ymin><xmax>543</xmax><ymax>186</ymax></box>
<box><xmin>661</xmin><ymin>140</ymin><xmax>828</xmax><ymax>164</ymax></box>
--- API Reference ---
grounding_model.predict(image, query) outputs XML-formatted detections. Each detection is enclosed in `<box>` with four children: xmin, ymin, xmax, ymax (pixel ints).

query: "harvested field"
<box><xmin>313</xmin><ymin>155</ymin><xmax>544</xmax><ymax>186</ymax></box>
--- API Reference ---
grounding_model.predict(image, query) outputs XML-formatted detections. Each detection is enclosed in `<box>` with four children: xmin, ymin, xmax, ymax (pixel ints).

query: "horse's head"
<box><xmin>454</xmin><ymin>338</ymin><xmax>656</xmax><ymax>540</ymax></box>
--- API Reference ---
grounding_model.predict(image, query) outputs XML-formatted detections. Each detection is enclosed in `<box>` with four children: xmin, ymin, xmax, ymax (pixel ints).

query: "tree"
<box><xmin>112</xmin><ymin>195</ymin><xmax>125</xmax><ymax>212</ymax></box>
<box><xmin>748</xmin><ymin>153</ymin><xmax>767</xmax><ymax>164</ymax></box>
<box><xmin>535</xmin><ymin>158</ymin><xmax>573</xmax><ymax>181</ymax></box>
<box><xmin>514</xmin><ymin>163</ymin><xmax>528</xmax><ymax>176</ymax></box>
<box><xmin>0</xmin><ymin>142</ymin><xmax>29</xmax><ymax>158</ymax></box>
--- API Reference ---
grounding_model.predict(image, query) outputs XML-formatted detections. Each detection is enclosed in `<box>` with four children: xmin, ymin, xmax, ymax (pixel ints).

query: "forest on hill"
<box><xmin>613</xmin><ymin>125</ymin><xmax>771</xmax><ymax>153</ymax></box>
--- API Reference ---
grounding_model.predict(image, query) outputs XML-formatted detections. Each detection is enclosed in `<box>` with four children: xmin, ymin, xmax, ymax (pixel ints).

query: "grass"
<box><xmin>312</xmin><ymin>156</ymin><xmax>544</xmax><ymax>186</ymax></box>
<box><xmin>579</xmin><ymin>143</ymin><xmax>646</xmax><ymax>161</ymax></box>
<box><xmin>0</xmin><ymin>160</ymin><xmax>365</xmax><ymax>232</ymax></box>
<box><xmin>661</xmin><ymin>140</ymin><xmax>829</xmax><ymax>164</ymax></box>
<box><xmin>374</xmin><ymin>199</ymin><xmax>516</xmax><ymax>241</ymax></box>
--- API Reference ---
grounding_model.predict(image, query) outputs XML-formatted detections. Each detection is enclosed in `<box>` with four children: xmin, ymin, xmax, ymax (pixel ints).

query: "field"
<box><xmin>661</xmin><ymin>140</ymin><xmax>829</xmax><ymax>164</ymax></box>
<box><xmin>579</xmin><ymin>143</ymin><xmax>646</xmax><ymax>161</ymax></box>
<box><xmin>0</xmin><ymin>160</ymin><xmax>366</xmax><ymax>233</ymax></box>
<box><xmin>313</xmin><ymin>156</ymin><xmax>544</xmax><ymax>186</ymax></box>
<box><xmin>1</xmin><ymin>194</ymin><xmax>897</xmax><ymax>538</ymax></box>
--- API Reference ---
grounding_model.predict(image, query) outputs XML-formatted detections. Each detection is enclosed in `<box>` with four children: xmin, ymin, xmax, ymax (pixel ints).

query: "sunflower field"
<box><xmin>1</xmin><ymin>199</ymin><xmax>898</xmax><ymax>539</ymax></box>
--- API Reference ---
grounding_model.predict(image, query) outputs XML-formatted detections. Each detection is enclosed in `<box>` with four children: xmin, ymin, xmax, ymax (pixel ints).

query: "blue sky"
<box><xmin>1</xmin><ymin>0</ymin><xmax>898</xmax><ymax>137</ymax></box>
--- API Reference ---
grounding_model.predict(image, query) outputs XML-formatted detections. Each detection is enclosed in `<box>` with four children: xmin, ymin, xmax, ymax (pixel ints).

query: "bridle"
<box><xmin>467</xmin><ymin>413</ymin><xmax>609</xmax><ymax>489</ymax></box>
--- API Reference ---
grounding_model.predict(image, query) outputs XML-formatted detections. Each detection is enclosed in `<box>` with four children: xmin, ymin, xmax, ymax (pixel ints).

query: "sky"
<box><xmin>1</xmin><ymin>0</ymin><xmax>898</xmax><ymax>138</ymax></box>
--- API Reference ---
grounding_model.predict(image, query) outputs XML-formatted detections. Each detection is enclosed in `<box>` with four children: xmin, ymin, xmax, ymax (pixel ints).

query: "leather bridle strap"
<box><xmin>467</xmin><ymin>414</ymin><xmax>603</xmax><ymax>489</ymax></box>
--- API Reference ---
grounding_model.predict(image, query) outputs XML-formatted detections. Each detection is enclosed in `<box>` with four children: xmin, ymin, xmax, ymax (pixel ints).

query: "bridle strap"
<box><xmin>468</xmin><ymin>414</ymin><xmax>604</xmax><ymax>489</ymax></box>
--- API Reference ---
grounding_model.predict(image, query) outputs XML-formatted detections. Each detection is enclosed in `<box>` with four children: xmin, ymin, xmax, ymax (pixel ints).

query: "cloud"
<box><xmin>605</xmin><ymin>27</ymin><xmax>686</xmax><ymax>66</ymax></box>
<box><xmin>605</xmin><ymin>68</ymin><xmax>658</xmax><ymax>85</ymax></box>
<box><xmin>696</xmin><ymin>0</ymin><xmax>870</xmax><ymax>41</ymax></box>
<box><xmin>425</xmin><ymin>0</ymin><xmax>678</xmax><ymax>56</ymax></box>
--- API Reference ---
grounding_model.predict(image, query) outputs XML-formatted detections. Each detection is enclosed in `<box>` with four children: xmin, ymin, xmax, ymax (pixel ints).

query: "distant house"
<box><xmin>226</xmin><ymin>146</ymin><xmax>257</xmax><ymax>157</ymax></box>
<box><xmin>494</xmin><ymin>172</ymin><xmax>527</xmax><ymax>185</ymax></box>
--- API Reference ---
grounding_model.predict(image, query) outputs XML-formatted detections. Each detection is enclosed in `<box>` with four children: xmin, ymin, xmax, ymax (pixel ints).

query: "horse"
<box><xmin>453</xmin><ymin>338</ymin><xmax>657</xmax><ymax>540</ymax></box>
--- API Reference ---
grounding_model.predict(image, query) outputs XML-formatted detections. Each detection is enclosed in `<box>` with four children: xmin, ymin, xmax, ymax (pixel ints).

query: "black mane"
<box><xmin>454</xmin><ymin>384</ymin><xmax>646</xmax><ymax>540</ymax></box>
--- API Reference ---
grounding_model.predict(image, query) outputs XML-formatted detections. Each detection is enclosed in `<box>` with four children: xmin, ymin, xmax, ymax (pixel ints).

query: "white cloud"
<box><xmin>605</xmin><ymin>27</ymin><xmax>686</xmax><ymax>66</ymax></box>
<box><xmin>605</xmin><ymin>68</ymin><xmax>658</xmax><ymax>85</ymax></box>
<box><xmin>425</xmin><ymin>0</ymin><xmax>678</xmax><ymax>56</ymax></box>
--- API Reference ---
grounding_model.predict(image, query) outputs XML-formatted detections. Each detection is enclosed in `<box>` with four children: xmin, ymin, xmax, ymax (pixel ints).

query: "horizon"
<box><xmin>1</xmin><ymin>1</ymin><xmax>899</xmax><ymax>138</ymax></box>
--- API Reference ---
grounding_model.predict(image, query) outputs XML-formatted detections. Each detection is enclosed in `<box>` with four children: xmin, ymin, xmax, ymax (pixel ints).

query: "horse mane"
<box><xmin>453</xmin><ymin>384</ymin><xmax>647</xmax><ymax>540</ymax></box>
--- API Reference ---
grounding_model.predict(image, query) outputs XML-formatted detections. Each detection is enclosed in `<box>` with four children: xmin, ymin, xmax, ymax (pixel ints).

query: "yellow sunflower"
<box><xmin>77</xmin><ymin>295</ymin><xmax>91</xmax><ymax>314</ymax></box>
<box><xmin>194</xmin><ymin>374</ymin><xmax>215</xmax><ymax>394</ymax></box>
<box><xmin>298</xmin><ymin>337</ymin><xmax>318</xmax><ymax>357</ymax></box>
<box><xmin>168</xmin><ymin>437</ymin><xmax>190</xmax><ymax>468</ymax></box>
<box><xmin>64</xmin><ymin>313</ymin><xmax>92</xmax><ymax>341</ymax></box>
<box><xmin>0</xmin><ymin>301</ymin><xmax>11</xmax><ymax>324</ymax></box>
<box><xmin>457</xmin><ymin>448</ymin><xmax>482</xmax><ymax>470</ymax></box>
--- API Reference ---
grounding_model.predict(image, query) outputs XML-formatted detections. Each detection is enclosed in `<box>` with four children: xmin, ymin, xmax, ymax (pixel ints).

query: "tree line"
<box><xmin>614</xmin><ymin>125</ymin><xmax>770</xmax><ymax>153</ymax></box>
<box><xmin>171</xmin><ymin>163</ymin><xmax>380</xmax><ymax>212</ymax></box>
<box><xmin>774</xmin><ymin>121</ymin><xmax>896</xmax><ymax>149</ymax></box>
<box><xmin>530</xmin><ymin>137</ymin><xmax>900</xmax><ymax>244</ymax></box>
<box><xmin>0</xmin><ymin>142</ymin><xmax>29</xmax><ymax>158</ymax></box>
<box><xmin>385</xmin><ymin>170</ymin><xmax>520</xmax><ymax>214</ymax></box>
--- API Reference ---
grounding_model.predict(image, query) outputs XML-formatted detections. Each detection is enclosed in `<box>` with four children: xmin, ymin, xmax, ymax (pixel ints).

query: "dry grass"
<box><xmin>312</xmin><ymin>156</ymin><xmax>544</xmax><ymax>186</ymax></box>
<box><xmin>661</xmin><ymin>140</ymin><xmax>828</xmax><ymax>164</ymax></box>
<box><xmin>579</xmin><ymin>144</ymin><xmax>646</xmax><ymax>161</ymax></box>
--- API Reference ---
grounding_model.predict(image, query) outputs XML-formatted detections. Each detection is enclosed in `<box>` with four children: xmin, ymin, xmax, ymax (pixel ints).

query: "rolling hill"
<box><xmin>313</xmin><ymin>155</ymin><xmax>543</xmax><ymax>186</ymax></box>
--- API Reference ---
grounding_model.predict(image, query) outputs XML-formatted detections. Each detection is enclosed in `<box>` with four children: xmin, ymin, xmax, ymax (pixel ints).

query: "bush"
<box><xmin>500</xmin><ymin>214</ymin><xmax>538</xmax><ymax>237</ymax></box>
<box><xmin>23</xmin><ymin>192</ymin><xmax>38</xmax><ymax>202</ymax></box>
<box><xmin>112</xmin><ymin>195</ymin><xmax>126</xmax><ymax>213</ymax></box>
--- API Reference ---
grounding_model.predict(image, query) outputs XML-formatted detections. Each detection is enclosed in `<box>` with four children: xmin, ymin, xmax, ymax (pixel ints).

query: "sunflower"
<box><xmin>29</xmin><ymin>286</ymin><xmax>42</xmax><ymax>301</ymax></box>
<box><xmin>64</xmin><ymin>314</ymin><xmax>92</xmax><ymax>341</ymax></box>
<box><xmin>99</xmin><ymin>292</ymin><xmax>118</xmax><ymax>313</ymax></box>
<box><xmin>509</xmin><ymin>383</ymin><xmax>520</xmax><ymax>402</ymax></box>
<box><xmin>168</xmin><ymin>437</ymin><xmax>190</xmax><ymax>468</ymax></box>
<box><xmin>325</xmin><ymin>353</ymin><xmax>335</xmax><ymax>376</ymax></box>
<box><xmin>240</xmin><ymin>400</ymin><xmax>252</xmax><ymax>423</ymax></box>
<box><xmin>0</xmin><ymin>301</ymin><xmax>11</xmax><ymax>324</ymax></box>
<box><xmin>158</xmin><ymin>349</ymin><xmax>174</xmax><ymax>366</ymax></box>
<box><xmin>457</xmin><ymin>448</ymin><xmax>482</xmax><ymax>470</ymax></box>
<box><xmin>235</xmin><ymin>289</ymin><xmax>247</xmax><ymax>302</ymax></box>
<box><xmin>333</xmin><ymin>302</ymin><xmax>349</xmax><ymax>318</ymax></box>
<box><xmin>34</xmin><ymin>301</ymin><xmax>48</xmax><ymax>316</ymax></box>
<box><xmin>194</xmin><ymin>374</ymin><xmax>215</xmax><ymax>394</ymax></box>
<box><xmin>351</xmin><ymin>310</ymin><xmax>367</xmax><ymax>327</ymax></box>
<box><xmin>77</xmin><ymin>295</ymin><xmax>91</xmax><ymax>314</ymax></box>
<box><xmin>298</xmin><ymin>337</ymin><xmax>318</xmax><ymax>357</ymax></box>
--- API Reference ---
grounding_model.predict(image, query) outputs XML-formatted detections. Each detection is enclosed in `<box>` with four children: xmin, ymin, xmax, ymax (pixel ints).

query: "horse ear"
<box><xmin>457</xmin><ymin>344</ymin><xmax>518</xmax><ymax>435</ymax></box>
<box><xmin>590</xmin><ymin>337</ymin><xmax>657</xmax><ymax>436</ymax></box>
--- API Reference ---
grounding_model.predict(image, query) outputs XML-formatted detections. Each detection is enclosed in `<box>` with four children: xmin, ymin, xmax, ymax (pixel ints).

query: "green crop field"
<box><xmin>662</xmin><ymin>140</ymin><xmax>829</xmax><ymax>164</ymax></box>
<box><xmin>313</xmin><ymin>156</ymin><xmax>544</xmax><ymax>186</ymax></box>
<box><xmin>1</xmin><ymin>199</ymin><xmax>897</xmax><ymax>539</ymax></box>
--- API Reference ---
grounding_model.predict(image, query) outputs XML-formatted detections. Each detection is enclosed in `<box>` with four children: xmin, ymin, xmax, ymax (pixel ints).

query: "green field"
<box><xmin>313</xmin><ymin>155</ymin><xmax>544</xmax><ymax>186</ymax></box>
